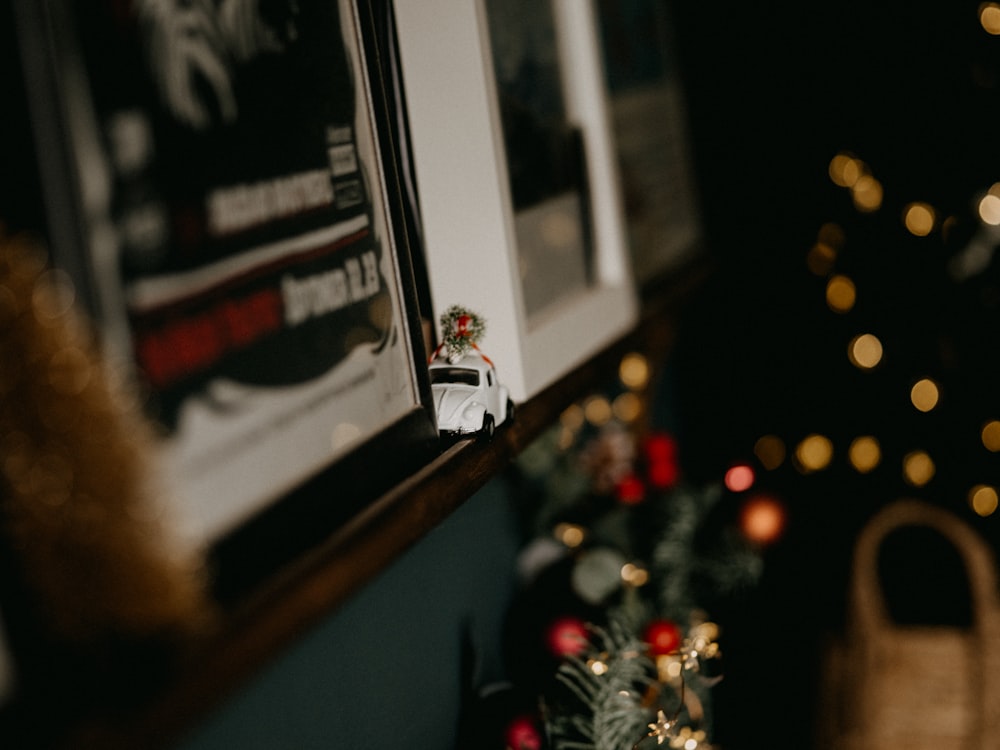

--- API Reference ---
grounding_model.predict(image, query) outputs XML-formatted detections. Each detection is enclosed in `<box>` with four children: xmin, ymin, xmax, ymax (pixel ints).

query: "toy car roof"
<box><xmin>428</xmin><ymin>352</ymin><xmax>494</xmax><ymax>372</ymax></box>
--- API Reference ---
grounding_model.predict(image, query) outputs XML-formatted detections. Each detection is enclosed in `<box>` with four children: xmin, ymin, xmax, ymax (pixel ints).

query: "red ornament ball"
<box><xmin>545</xmin><ymin>615</ymin><xmax>589</xmax><ymax>658</ymax></box>
<box><xmin>644</xmin><ymin>433</ymin><xmax>681</xmax><ymax>489</ymax></box>
<box><xmin>504</xmin><ymin>714</ymin><xmax>542</xmax><ymax>750</ymax></box>
<box><xmin>644</xmin><ymin>432</ymin><xmax>678</xmax><ymax>462</ymax></box>
<box><xmin>647</xmin><ymin>459</ymin><xmax>680</xmax><ymax>489</ymax></box>
<box><xmin>643</xmin><ymin>619</ymin><xmax>683</xmax><ymax>656</ymax></box>
<box><xmin>615</xmin><ymin>473</ymin><xmax>646</xmax><ymax>505</ymax></box>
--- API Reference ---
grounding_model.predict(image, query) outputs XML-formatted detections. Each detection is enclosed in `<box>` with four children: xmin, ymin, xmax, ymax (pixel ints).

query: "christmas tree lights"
<box><xmin>466</xmin><ymin>351</ymin><xmax>767</xmax><ymax>749</ymax></box>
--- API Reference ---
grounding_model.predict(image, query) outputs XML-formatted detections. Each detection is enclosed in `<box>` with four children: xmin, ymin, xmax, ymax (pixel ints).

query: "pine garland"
<box><xmin>505</xmin><ymin>381</ymin><xmax>763</xmax><ymax>749</ymax></box>
<box><xmin>437</xmin><ymin>304</ymin><xmax>487</xmax><ymax>362</ymax></box>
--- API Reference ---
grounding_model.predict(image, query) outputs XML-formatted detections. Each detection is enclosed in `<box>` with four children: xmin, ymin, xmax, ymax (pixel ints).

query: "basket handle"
<box><xmin>848</xmin><ymin>500</ymin><xmax>1000</xmax><ymax>749</ymax></box>
<box><xmin>850</xmin><ymin>499</ymin><xmax>1000</xmax><ymax>637</ymax></box>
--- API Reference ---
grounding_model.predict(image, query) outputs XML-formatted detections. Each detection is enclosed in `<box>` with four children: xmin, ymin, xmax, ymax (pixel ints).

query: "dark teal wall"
<box><xmin>176</xmin><ymin>479</ymin><xmax>521</xmax><ymax>750</ymax></box>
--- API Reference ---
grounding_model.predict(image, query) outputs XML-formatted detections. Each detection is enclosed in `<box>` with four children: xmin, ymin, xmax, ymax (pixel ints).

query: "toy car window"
<box><xmin>430</xmin><ymin>367</ymin><xmax>480</xmax><ymax>386</ymax></box>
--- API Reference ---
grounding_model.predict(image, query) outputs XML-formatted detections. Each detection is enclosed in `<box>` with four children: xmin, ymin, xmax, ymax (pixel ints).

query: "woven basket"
<box><xmin>816</xmin><ymin>499</ymin><xmax>1000</xmax><ymax>750</ymax></box>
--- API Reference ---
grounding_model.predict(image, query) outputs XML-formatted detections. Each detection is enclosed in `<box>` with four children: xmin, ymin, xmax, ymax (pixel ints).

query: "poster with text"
<box><xmin>34</xmin><ymin>0</ymin><xmax>423</xmax><ymax>544</ymax></box>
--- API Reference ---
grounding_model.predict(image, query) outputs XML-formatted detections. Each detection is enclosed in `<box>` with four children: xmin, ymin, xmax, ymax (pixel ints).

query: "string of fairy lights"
<box><xmin>723</xmin><ymin>0</ymin><xmax>1000</xmax><ymax>531</ymax></box>
<box><xmin>759</xmin><ymin>140</ymin><xmax>1000</xmax><ymax>521</ymax></box>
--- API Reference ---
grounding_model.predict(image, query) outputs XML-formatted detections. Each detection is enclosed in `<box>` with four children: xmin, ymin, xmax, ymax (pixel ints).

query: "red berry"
<box><xmin>647</xmin><ymin>459</ymin><xmax>680</xmax><ymax>489</ymax></box>
<box><xmin>504</xmin><ymin>714</ymin><xmax>542</xmax><ymax>750</ymax></box>
<box><xmin>644</xmin><ymin>619</ymin><xmax>682</xmax><ymax>655</ymax></box>
<box><xmin>545</xmin><ymin>616</ymin><xmax>589</xmax><ymax>657</ymax></box>
<box><xmin>616</xmin><ymin>474</ymin><xmax>646</xmax><ymax>505</ymax></box>
<box><xmin>644</xmin><ymin>433</ymin><xmax>677</xmax><ymax>461</ymax></box>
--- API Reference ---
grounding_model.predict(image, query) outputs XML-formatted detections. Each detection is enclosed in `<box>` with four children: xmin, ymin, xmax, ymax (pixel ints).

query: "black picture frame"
<box><xmin>11</xmin><ymin>0</ymin><xmax>440</xmax><ymax>603</ymax></box>
<box><xmin>595</xmin><ymin>0</ymin><xmax>705</xmax><ymax>293</ymax></box>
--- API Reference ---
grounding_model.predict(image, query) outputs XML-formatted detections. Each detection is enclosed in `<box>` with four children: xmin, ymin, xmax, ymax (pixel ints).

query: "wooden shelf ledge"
<box><xmin>31</xmin><ymin>260</ymin><xmax>712</xmax><ymax>750</ymax></box>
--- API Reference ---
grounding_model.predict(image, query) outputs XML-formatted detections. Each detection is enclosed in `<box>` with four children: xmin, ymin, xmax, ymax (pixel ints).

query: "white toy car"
<box><xmin>429</xmin><ymin>353</ymin><xmax>514</xmax><ymax>439</ymax></box>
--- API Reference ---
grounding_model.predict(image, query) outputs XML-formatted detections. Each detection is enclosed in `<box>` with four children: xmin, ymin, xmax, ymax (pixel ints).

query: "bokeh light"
<box><xmin>739</xmin><ymin>495</ymin><xmax>786</xmax><ymax>545</ymax></box>
<box><xmin>619</xmin><ymin>352</ymin><xmax>650</xmax><ymax>391</ymax></box>
<box><xmin>981</xmin><ymin>2</ymin><xmax>1000</xmax><ymax>34</ymax></box>
<box><xmin>32</xmin><ymin>269</ymin><xmax>76</xmax><ymax>321</ymax></box>
<box><xmin>903</xmin><ymin>202</ymin><xmax>935</xmax><ymax>236</ymax></box>
<box><xmin>979</xmin><ymin>189</ymin><xmax>1000</xmax><ymax>225</ymax></box>
<box><xmin>754</xmin><ymin>435</ymin><xmax>786</xmax><ymax>470</ymax></box>
<box><xmin>545</xmin><ymin>616</ymin><xmax>589</xmax><ymax>658</ymax></box>
<box><xmin>981</xmin><ymin>420</ymin><xmax>1000</xmax><ymax>452</ymax></box>
<box><xmin>554</xmin><ymin>522</ymin><xmax>586</xmax><ymax>549</ymax></box>
<box><xmin>852</xmin><ymin>175</ymin><xmax>884</xmax><ymax>212</ymax></box>
<box><xmin>48</xmin><ymin>346</ymin><xmax>92</xmax><ymax>395</ymax></box>
<box><xmin>829</xmin><ymin>153</ymin><xmax>865</xmax><ymax>187</ymax></box>
<box><xmin>826</xmin><ymin>274</ymin><xmax>856</xmax><ymax>313</ymax></box>
<box><xmin>817</xmin><ymin>222</ymin><xmax>846</xmax><ymax>248</ymax></box>
<box><xmin>902</xmin><ymin>450</ymin><xmax>935</xmax><ymax>487</ymax></box>
<box><xmin>620</xmin><ymin>562</ymin><xmax>650</xmax><ymax>587</ymax></box>
<box><xmin>795</xmin><ymin>433</ymin><xmax>833</xmax><ymax>473</ymax></box>
<box><xmin>724</xmin><ymin>463</ymin><xmax>756</xmax><ymax>493</ymax></box>
<box><xmin>848</xmin><ymin>333</ymin><xmax>883</xmax><ymax>369</ymax></box>
<box><xmin>970</xmin><ymin>484</ymin><xmax>999</xmax><ymax>517</ymax></box>
<box><xmin>807</xmin><ymin>242</ymin><xmax>837</xmax><ymax>276</ymax></box>
<box><xmin>910</xmin><ymin>378</ymin><xmax>940</xmax><ymax>412</ymax></box>
<box><xmin>583</xmin><ymin>395</ymin><xmax>612</xmax><ymax>426</ymax></box>
<box><xmin>848</xmin><ymin>436</ymin><xmax>881</xmax><ymax>473</ymax></box>
<box><xmin>560</xmin><ymin>403</ymin><xmax>585</xmax><ymax>432</ymax></box>
<box><xmin>612</xmin><ymin>392</ymin><xmax>642</xmax><ymax>423</ymax></box>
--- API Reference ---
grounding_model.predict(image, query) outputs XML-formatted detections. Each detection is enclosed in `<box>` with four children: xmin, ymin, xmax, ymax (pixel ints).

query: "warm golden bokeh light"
<box><xmin>619</xmin><ymin>352</ymin><xmax>650</xmax><ymax>391</ymax></box>
<box><xmin>970</xmin><ymin>484</ymin><xmax>999</xmax><ymax>517</ymax></box>
<box><xmin>848</xmin><ymin>333</ymin><xmax>883</xmax><ymax>369</ymax></box>
<box><xmin>612</xmin><ymin>392</ymin><xmax>642</xmax><ymax>423</ymax></box>
<box><xmin>555</xmin><ymin>523</ymin><xmax>586</xmax><ymax>548</ymax></box>
<box><xmin>829</xmin><ymin>153</ymin><xmax>865</xmax><ymax>187</ymax></box>
<box><xmin>826</xmin><ymin>274</ymin><xmax>856</xmax><ymax>313</ymax></box>
<box><xmin>981</xmin><ymin>2</ymin><xmax>1000</xmax><ymax>34</ymax></box>
<box><xmin>588</xmin><ymin>659</ymin><xmax>609</xmax><ymax>676</ymax></box>
<box><xmin>817</xmin><ymin>222</ymin><xmax>845</xmax><ymax>248</ymax></box>
<box><xmin>982</xmin><ymin>420</ymin><xmax>1000</xmax><ymax>452</ymax></box>
<box><xmin>902</xmin><ymin>450</ymin><xmax>935</xmax><ymax>487</ymax></box>
<box><xmin>560</xmin><ymin>403</ymin><xmax>585</xmax><ymax>432</ymax></box>
<box><xmin>848</xmin><ymin>436</ymin><xmax>881</xmax><ymax>473</ymax></box>
<box><xmin>903</xmin><ymin>202</ymin><xmax>935</xmax><ymax>236</ymax></box>
<box><xmin>806</xmin><ymin>242</ymin><xmax>837</xmax><ymax>276</ymax></box>
<box><xmin>754</xmin><ymin>435</ymin><xmax>786</xmax><ymax>470</ymax></box>
<box><xmin>852</xmin><ymin>175</ymin><xmax>884</xmax><ymax>212</ymax></box>
<box><xmin>979</xmin><ymin>191</ymin><xmax>1000</xmax><ymax>225</ymax></box>
<box><xmin>795</xmin><ymin>433</ymin><xmax>833</xmax><ymax>473</ymax></box>
<box><xmin>910</xmin><ymin>378</ymin><xmax>940</xmax><ymax>412</ymax></box>
<box><xmin>620</xmin><ymin>562</ymin><xmax>650</xmax><ymax>587</ymax></box>
<box><xmin>583</xmin><ymin>396</ymin><xmax>613</xmax><ymax>426</ymax></box>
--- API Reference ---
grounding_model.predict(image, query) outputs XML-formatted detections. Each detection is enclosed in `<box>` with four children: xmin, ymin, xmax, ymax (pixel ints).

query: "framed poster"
<box><xmin>595</xmin><ymin>0</ymin><xmax>704</xmax><ymax>290</ymax></box>
<box><xmin>13</xmin><ymin>0</ymin><xmax>438</xmax><ymax>586</ymax></box>
<box><xmin>393</xmin><ymin>0</ymin><xmax>638</xmax><ymax>404</ymax></box>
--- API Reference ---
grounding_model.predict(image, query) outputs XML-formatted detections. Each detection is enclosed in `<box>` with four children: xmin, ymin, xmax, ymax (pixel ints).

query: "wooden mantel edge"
<box><xmin>56</xmin><ymin>259</ymin><xmax>714</xmax><ymax>750</ymax></box>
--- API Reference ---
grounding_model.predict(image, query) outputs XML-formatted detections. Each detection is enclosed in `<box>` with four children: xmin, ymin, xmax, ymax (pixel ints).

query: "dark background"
<box><xmin>665</xmin><ymin>0</ymin><xmax>1000</xmax><ymax>746</ymax></box>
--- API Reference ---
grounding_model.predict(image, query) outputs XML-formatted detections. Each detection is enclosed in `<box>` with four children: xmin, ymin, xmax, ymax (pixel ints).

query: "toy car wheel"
<box><xmin>506</xmin><ymin>398</ymin><xmax>515</xmax><ymax>424</ymax></box>
<box><xmin>481</xmin><ymin>414</ymin><xmax>495</xmax><ymax>440</ymax></box>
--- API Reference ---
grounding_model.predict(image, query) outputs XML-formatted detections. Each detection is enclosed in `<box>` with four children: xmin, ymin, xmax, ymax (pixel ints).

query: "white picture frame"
<box><xmin>393</xmin><ymin>0</ymin><xmax>638</xmax><ymax>403</ymax></box>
